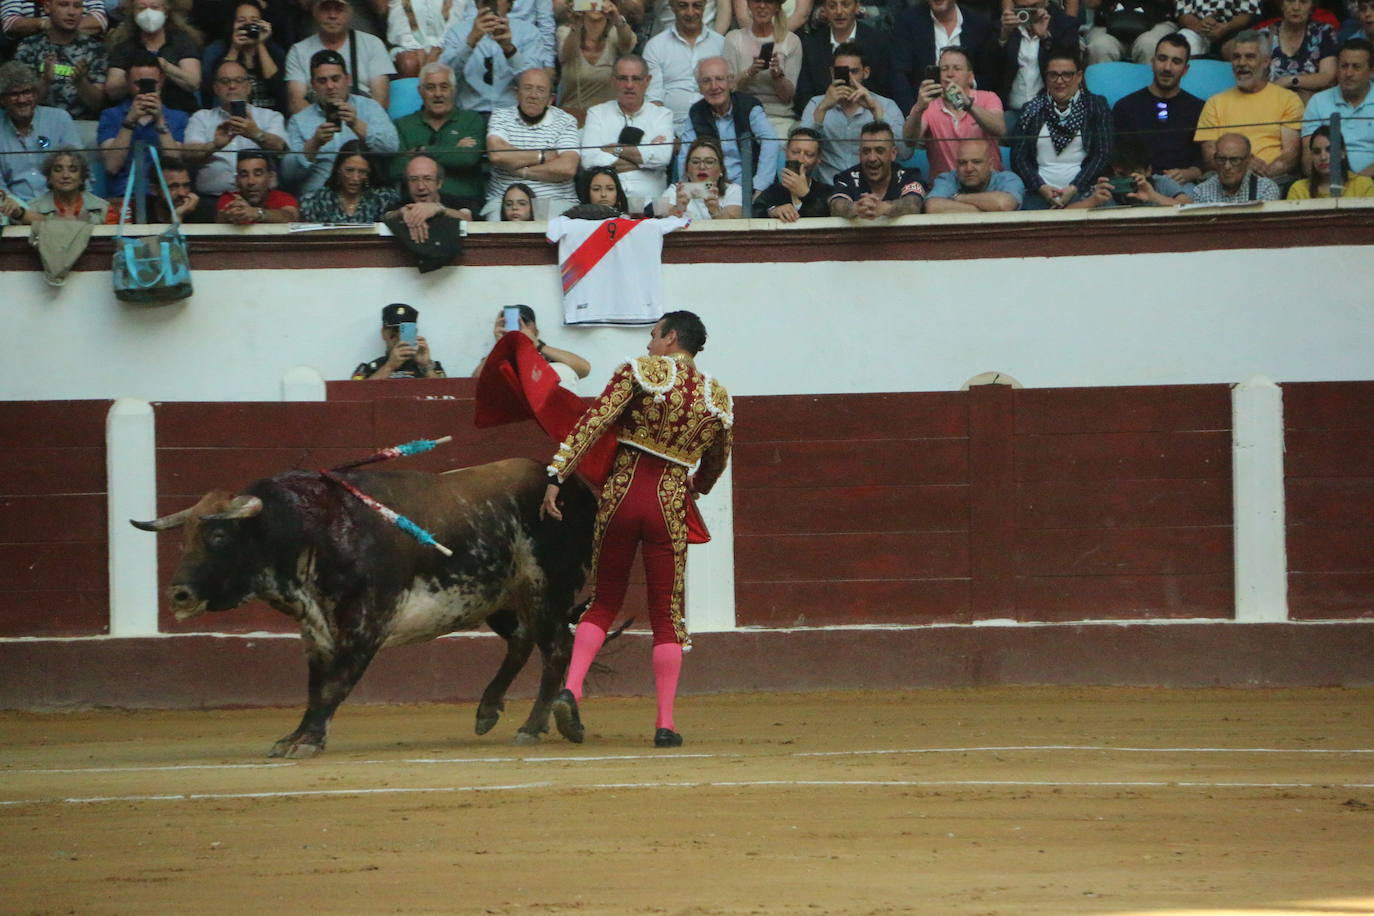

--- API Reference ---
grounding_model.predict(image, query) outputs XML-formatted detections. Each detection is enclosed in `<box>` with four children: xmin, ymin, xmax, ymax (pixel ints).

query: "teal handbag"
<box><xmin>112</xmin><ymin>145</ymin><xmax>193</xmax><ymax>303</ymax></box>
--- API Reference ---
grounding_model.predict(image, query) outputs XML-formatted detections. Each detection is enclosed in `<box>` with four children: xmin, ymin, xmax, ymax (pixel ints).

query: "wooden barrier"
<box><xmin>0</xmin><ymin>401</ymin><xmax>113</xmax><ymax>636</ymax></box>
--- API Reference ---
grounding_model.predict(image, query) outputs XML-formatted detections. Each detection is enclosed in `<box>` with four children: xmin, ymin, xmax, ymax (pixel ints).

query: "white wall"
<box><xmin>4</xmin><ymin>237</ymin><xmax>1374</xmax><ymax>403</ymax></box>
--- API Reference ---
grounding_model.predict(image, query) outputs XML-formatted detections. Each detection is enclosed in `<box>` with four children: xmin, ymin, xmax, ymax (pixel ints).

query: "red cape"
<box><xmin>474</xmin><ymin>332</ymin><xmax>709</xmax><ymax>543</ymax></box>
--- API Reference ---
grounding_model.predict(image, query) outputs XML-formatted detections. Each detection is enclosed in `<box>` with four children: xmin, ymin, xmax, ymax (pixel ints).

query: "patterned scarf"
<box><xmin>1037</xmin><ymin>91</ymin><xmax>1086</xmax><ymax>155</ymax></box>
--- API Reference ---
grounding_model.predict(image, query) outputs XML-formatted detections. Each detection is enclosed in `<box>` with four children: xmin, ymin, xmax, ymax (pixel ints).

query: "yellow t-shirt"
<box><xmin>1194</xmin><ymin>84</ymin><xmax>1305</xmax><ymax>164</ymax></box>
<box><xmin>1286</xmin><ymin>174</ymin><xmax>1374</xmax><ymax>199</ymax></box>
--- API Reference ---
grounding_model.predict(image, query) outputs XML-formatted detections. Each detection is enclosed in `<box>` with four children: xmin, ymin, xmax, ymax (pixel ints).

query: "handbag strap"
<box><xmin>118</xmin><ymin>143</ymin><xmax>182</xmax><ymax>235</ymax></box>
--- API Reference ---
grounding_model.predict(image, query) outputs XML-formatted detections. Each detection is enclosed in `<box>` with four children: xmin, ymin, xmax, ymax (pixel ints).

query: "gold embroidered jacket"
<box><xmin>548</xmin><ymin>352</ymin><xmax>734</xmax><ymax>491</ymax></box>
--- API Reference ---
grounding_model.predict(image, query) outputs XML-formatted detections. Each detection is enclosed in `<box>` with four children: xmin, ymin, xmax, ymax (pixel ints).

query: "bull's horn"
<box><xmin>202</xmin><ymin>495</ymin><xmax>264</xmax><ymax>521</ymax></box>
<box><xmin>130</xmin><ymin>507</ymin><xmax>195</xmax><ymax>532</ymax></box>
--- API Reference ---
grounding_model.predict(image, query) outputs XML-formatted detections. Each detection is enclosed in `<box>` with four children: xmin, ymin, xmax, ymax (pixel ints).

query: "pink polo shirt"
<box><xmin>920</xmin><ymin>89</ymin><xmax>1004</xmax><ymax>178</ymax></box>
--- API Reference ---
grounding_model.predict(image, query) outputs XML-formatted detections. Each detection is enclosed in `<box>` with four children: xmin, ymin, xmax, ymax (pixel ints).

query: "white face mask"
<box><xmin>135</xmin><ymin>8</ymin><xmax>167</xmax><ymax>32</ymax></box>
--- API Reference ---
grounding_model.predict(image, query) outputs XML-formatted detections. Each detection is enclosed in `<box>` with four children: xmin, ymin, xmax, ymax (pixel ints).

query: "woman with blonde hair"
<box><xmin>106</xmin><ymin>0</ymin><xmax>204</xmax><ymax>112</ymax></box>
<box><xmin>556</xmin><ymin>0</ymin><xmax>635</xmax><ymax>124</ymax></box>
<box><xmin>723</xmin><ymin>0</ymin><xmax>800</xmax><ymax>137</ymax></box>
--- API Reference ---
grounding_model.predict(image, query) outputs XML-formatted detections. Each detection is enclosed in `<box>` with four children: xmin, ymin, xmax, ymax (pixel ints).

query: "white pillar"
<box><xmin>281</xmin><ymin>365</ymin><xmax>326</xmax><ymax>401</ymax></box>
<box><xmin>685</xmin><ymin>463</ymin><xmax>736</xmax><ymax>633</ymax></box>
<box><xmin>1232</xmin><ymin>376</ymin><xmax>1288</xmax><ymax>622</ymax></box>
<box><xmin>106</xmin><ymin>398</ymin><xmax>161</xmax><ymax>636</ymax></box>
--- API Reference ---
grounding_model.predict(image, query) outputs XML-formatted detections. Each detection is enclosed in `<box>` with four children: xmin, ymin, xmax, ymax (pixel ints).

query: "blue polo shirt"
<box><xmin>0</xmin><ymin>106</ymin><xmax>80</xmax><ymax>200</ymax></box>
<box><xmin>284</xmin><ymin>94</ymin><xmax>399</xmax><ymax>194</ymax></box>
<box><xmin>1302</xmin><ymin>86</ymin><xmax>1374</xmax><ymax>173</ymax></box>
<box><xmin>929</xmin><ymin>168</ymin><xmax>1027</xmax><ymax>206</ymax></box>
<box><xmin>96</xmin><ymin>100</ymin><xmax>190</xmax><ymax>197</ymax></box>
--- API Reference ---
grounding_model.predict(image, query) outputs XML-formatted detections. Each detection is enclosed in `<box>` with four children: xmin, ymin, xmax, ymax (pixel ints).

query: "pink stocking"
<box><xmin>652</xmin><ymin>641</ymin><xmax>683</xmax><ymax>730</ymax></box>
<box><xmin>564</xmin><ymin>620</ymin><xmax>607</xmax><ymax>701</ymax></box>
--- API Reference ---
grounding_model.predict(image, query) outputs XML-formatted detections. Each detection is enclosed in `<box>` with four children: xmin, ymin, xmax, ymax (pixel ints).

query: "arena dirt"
<box><xmin>2</xmin><ymin>687</ymin><xmax>1371</xmax><ymax>915</ymax></box>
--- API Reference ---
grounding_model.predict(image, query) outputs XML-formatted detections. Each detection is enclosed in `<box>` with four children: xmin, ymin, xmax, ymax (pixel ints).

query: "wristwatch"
<box><xmin>256</xmin><ymin>207</ymin><xmax>266</xmax><ymax>221</ymax></box>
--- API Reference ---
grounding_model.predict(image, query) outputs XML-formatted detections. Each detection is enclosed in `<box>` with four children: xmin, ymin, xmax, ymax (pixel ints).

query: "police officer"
<box><xmin>351</xmin><ymin>303</ymin><xmax>446</xmax><ymax>380</ymax></box>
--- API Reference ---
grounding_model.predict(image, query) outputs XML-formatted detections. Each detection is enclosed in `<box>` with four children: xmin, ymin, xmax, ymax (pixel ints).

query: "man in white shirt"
<box><xmin>284</xmin><ymin>0</ymin><xmax>394</xmax><ymax>114</ymax></box>
<box><xmin>643</xmin><ymin>0</ymin><xmax>725</xmax><ymax>132</ymax></box>
<box><xmin>580</xmin><ymin>53</ymin><xmax>675</xmax><ymax>207</ymax></box>
<box><xmin>800</xmin><ymin>43</ymin><xmax>908</xmax><ymax>183</ymax></box>
<box><xmin>183</xmin><ymin>59</ymin><xmax>287</xmax><ymax>196</ymax></box>
<box><xmin>484</xmin><ymin>67</ymin><xmax>581</xmax><ymax>219</ymax></box>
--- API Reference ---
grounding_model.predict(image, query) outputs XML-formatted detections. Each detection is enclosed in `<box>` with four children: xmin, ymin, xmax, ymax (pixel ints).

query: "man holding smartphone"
<box><xmin>752</xmin><ymin>124</ymin><xmax>832</xmax><ymax>219</ymax></box>
<box><xmin>800</xmin><ymin>43</ymin><xmax>908</xmax><ymax>184</ymax></box>
<box><xmin>184</xmin><ymin>59</ymin><xmax>287</xmax><ymax>196</ymax></box>
<box><xmin>580</xmin><ymin>53</ymin><xmax>675</xmax><ymax>207</ymax></box>
<box><xmin>439</xmin><ymin>0</ymin><xmax>544</xmax><ymax>116</ymax></box>
<box><xmin>95</xmin><ymin>51</ymin><xmax>188</xmax><ymax>198</ymax></box>
<box><xmin>351</xmin><ymin>303</ymin><xmax>447</xmax><ymax>381</ymax></box>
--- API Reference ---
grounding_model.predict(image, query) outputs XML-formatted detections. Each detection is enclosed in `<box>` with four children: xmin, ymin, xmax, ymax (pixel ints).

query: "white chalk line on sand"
<box><xmin>6</xmin><ymin>744</ymin><xmax>1371</xmax><ymax>778</ymax></box>
<box><xmin>3</xmin><ymin>777</ymin><xmax>1373</xmax><ymax>808</ymax></box>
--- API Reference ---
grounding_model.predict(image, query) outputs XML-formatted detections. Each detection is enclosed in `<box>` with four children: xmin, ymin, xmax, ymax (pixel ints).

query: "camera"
<box><xmin>1014</xmin><ymin>7</ymin><xmax>1033</xmax><ymax>23</ymax></box>
<box><xmin>241</xmin><ymin>22</ymin><xmax>261</xmax><ymax>38</ymax></box>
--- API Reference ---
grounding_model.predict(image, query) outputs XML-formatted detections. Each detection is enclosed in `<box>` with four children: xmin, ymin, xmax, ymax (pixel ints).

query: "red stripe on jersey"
<box><xmin>559</xmin><ymin>218</ymin><xmax>642</xmax><ymax>294</ymax></box>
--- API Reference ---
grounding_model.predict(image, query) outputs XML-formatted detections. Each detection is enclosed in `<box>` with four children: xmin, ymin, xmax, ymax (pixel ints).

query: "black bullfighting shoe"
<box><xmin>653</xmin><ymin>728</ymin><xmax>683</xmax><ymax>748</ymax></box>
<box><xmin>552</xmin><ymin>689</ymin><xmax>585</xmax><ymax>744</ymax></box>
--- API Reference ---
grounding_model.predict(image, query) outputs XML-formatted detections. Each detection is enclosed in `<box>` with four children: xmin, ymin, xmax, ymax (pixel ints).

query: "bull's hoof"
<box><xmin>268</xmin><ymin>736</ymin><xmax>325</xmax><ymax>758</ymax></box>
<box><xmin>551</xmin><ymin>689</ymin><xmax>585</xmax><ymax>744</ymax></box>
<box><xmin>475</xmin><ymin>712</ymin><xmax>501</xmax><ymax>736</ymax></box>
<box><xmin>512</xmin><ymin>730</ymin><xmax>542</xmax><ymax>746</ymax></box>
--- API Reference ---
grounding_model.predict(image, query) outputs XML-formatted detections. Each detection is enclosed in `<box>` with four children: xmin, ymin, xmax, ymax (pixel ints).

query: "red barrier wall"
<box><xmin>1284</xmin><ymin>381</ymin><xmax>1374</xmax><ymax>620</ymax></box>
<box><xmin>731</xmin><ymin>384</ymin><xmax>1234</xmax><ymax>627</ymax></box>
<box><xmin>0</xmin><ymin>401</ymin><xmax>112</xmax><ymax>636</ymax></box>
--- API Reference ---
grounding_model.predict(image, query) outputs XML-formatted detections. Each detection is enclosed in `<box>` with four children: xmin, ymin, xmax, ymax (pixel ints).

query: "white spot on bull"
<box><xmin>383</xmin><ymin>579</ymin><xmax>495</xmax><ymax>648</ymax></box>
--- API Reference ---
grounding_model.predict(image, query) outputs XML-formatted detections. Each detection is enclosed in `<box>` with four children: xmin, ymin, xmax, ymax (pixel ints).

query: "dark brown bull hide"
<box><xmin>132</xmin><ymin>458</ymin><xmax>596</xmax><ymax>758</ymax></box>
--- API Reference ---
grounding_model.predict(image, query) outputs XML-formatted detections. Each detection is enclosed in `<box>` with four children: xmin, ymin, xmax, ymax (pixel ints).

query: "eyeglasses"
<box><xmin>687</xmin><ymin>157</ymin><xmax>719</xmax><ymax>167</ymax></box>
<box><xmin>1</xmin><ymin>87</ymin><xmax>36</xmax><ymax>99</ymax></box>
<box><xmin>216</xmin><ymin>76</ymin><xmax>250</xmax><ymax>85</ymax></box>
<box><xmin>36</xmin><ymin>135</ymin><xmax>52</xmax><ymax>148</ymax></box>
<box><xmin>1045</xmin><ymin>70</ymin><xmax>1079</xmax><ymax>81</ymax></box>
<box><xmin>1214</xmin><ymin>155</ymin><xmax>1247</xmax><ymax>165</ymax></box>
<box><xmin>1155</xmin><ymin>100</ymin><xmax>1169</xmax><ymax>122</ymax></box>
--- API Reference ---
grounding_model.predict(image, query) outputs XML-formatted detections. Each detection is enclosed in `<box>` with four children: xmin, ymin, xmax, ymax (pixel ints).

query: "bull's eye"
<box><xmin>205</xmin><ymin>528</ymin><xmax>230</xmax><ymax>550</ymax></box>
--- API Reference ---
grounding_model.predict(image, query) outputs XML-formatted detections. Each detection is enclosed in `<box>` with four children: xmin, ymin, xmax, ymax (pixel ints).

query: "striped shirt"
<box><xmin>1</xmin><ymin>0</ymin><xmax>106</xmax><ymax>34</ymax></box>
<box><xmin>486</xmin><ymin>105</ymin><xmax>581</xmax><ymax>212</ymax></box>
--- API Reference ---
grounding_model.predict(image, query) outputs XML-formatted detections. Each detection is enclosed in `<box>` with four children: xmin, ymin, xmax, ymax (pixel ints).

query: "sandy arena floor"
<box><xmin>1</xmin><ymin>687</ymin><xmax>1372</xmax><ymax>916</ymax></box>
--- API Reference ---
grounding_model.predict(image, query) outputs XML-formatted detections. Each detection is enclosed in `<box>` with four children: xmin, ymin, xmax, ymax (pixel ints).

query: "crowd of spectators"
<box><xmin>2</xmin><ymin>0</ymin><xmax>1373</xmax><ymax>229</ymax></box>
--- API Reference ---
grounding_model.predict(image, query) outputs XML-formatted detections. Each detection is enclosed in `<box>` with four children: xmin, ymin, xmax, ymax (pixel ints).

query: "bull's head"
<box><xmin>131</xmin><ymin>492</ymin><xmax>265</xmax><ymax>619</ymax></box>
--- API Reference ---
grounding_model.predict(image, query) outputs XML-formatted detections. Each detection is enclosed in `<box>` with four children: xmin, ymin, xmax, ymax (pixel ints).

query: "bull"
<box><xmin>131</xmin><ymin>458</ymin><xmax>596</xmax><ymax>758</ymax></box>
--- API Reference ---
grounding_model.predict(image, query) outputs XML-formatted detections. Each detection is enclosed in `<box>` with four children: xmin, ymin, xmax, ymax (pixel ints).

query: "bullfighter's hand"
<box><xmin>540</xmin><ymin>483</ymin><xmax>563</xmax><ymax>521</ymax></box>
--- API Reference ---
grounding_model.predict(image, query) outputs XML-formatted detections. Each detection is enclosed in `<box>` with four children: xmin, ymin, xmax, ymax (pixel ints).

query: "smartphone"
<box><xmin>832</xmin><ymin>65</ymin><xmax>850</xmax><ymax>84</ymax></box>
<box><xmin>617</xmin><ymin>125</ymin><xmax>644</xmax><ymax>145</ymax></box>
<box><xmin>51</xmin><ymin>62</ymin><xmax>75</xmax><ymax>79</ymax></box>
<box><xmin>323</xmin><ymin>101</ymin><xmax>342</xmax><ymax>125</ymax></box>
<box><xmin>502</xmin><ymin>306</ymin><xmax>521</xmax><ymax>331</ymax></box>
<box><xmin>923</xmin><ymin>64</ymin><xmax>940</xmax><ymax>84</ymax></box>
<box><xmin>398</xmin><ymin>321</ymin><xmax>418</xmax><ymax>347</ymax></box>
<box><xmin>758</xmin><ymin>41</ymin><xmax>774</xmax><ymax>65</ymax></box>
<box><xmin>135</xmin><ymin>77</ymin><xmax>158</xmax><ymax>94</ymax></box>
<box><xmin>478</xmin><ymin>0</ymin><xmax>499</xmax><ymax>13</ymax></box>
<box><xmin>229</xmin><ymin>100</ymin><xmax>248</xmax><ymax>118</ymax></box>
<box><xmin>784</xmin><ymin>159</ymin><xmax>802</xmax><ymax>174</ymax></box>
<box><xmin>572</xmin><ymin>0</ymin><xmax>596</xmax><ymax>10</ymax></box>
<box><xmin>682</xmin><ymin>181</ymin><xmax>712</xmax><ymax>200</ymax></box>
<box><xmin>1108</xmin><ymin>175</ymin><xmax>1137</xmax><ymax>196</ymax></box>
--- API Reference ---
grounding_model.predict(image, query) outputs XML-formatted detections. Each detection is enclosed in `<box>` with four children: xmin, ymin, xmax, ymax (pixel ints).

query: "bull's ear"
<box><xmin>202</xmin><ymin>495</ymin><xmax>264</xmax><ymax>521</ymax></box>
<box><xmin>130</xmin><ymin>508</ymin><xmax>195</xmax><ymax>531</ymax></box>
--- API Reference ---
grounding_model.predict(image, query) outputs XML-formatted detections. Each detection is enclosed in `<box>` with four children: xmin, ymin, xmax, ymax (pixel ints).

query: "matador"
<box><xmin>542</xmin><ymin>310</ymin><xmax>733</xmax><ymax>748</ymax></box>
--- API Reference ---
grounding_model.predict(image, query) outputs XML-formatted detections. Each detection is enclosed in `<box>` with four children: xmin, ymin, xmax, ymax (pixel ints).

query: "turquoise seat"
<box><xmin>1085</xmin><ymin>61</ymin><xmax>1152</xmax><ymax>107</ymax></box>
<box><xmin>388</xmin><ymin>77</ymin><xmax>422</xmax><ymax>120</ymax></box>
<box><xmin>1181</xmin><ymin>59</ymin><xmax>1236</xmax><ymax>100</ymax></box>
<box><xmin>899</xmin><ymin>147</ymin><xmax>930</xmax><ymax>181</ymax></box>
